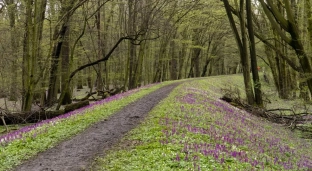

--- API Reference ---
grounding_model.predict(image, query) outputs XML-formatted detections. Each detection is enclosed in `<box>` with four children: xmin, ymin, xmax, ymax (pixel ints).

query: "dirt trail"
<box><xmin>14</xmin><ymin>83</ymin><xmax>180</xmax><ymax>171</ymax></box>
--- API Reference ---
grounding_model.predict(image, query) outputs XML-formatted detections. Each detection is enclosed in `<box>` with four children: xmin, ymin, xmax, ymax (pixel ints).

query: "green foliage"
<box><xmin>0</xmin><ymin>81</ymin><xmax>177</xmax><ymax>171</ymax></box>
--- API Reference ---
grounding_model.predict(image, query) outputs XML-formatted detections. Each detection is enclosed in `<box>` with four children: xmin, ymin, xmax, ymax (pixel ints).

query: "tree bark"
<box><xmin>222</xmin><ymin>0</ymin><xmax>254</xmax><ymax>105</ymax></box>
<box><xmin>22</xmin><ymin>0</ymin><xmax>47</xmax><ymax>111</ymax></box>
<box><xmin>55</xmin><ymin>35</ymin><xmax>137</xmax><ymax>110</ymax></box>
<box><xmin>127</xmin><ymin>0</ymin><xmax>137</xmax><ymax>89</ymax></box>
<box><xmin>96</xmin><ymin>0</ymin><xmax>104</xmax><ymax>91</ymax></box>
<box><xmin>47</xmin><ymin>0</ymin><xmax>87</xmax><ymax>106</ymax></box>
<box><xmin>60</xmin><ymin>24</ymin><xmax>72</xmax><ymax>105</ymax></box>
<box><xmin>46</xmin><ymin>24</ymin><xmax>68</xmax><ymax>106</ymax></box>
<box><xmin>259</xmin><ymin>0</ymin><xmax>312</xmax><ymax>97</ymax></box>
<box><xmin>170</xmin><ymin>34</ymin><xmax>178</xmax><ymax>80</ymax></box>
<box><xmin>6</xmin><ymin>0</ymin><xmax>18</xmax><ymax>101</ymax></box>
<box><xmin>246</xmin><ymin>0</ymin><xmax>263</xmax><ymax>106</ymax></box>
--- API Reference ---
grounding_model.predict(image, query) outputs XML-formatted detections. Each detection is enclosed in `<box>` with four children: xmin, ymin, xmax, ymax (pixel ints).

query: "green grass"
<box><xmin>1</xmin><ymin>74</ymin><xmax>311</xmax><ymax>171</ymax></box>
<box><xmin>92</xmin><ymin>76</ymin><xmax>312</xmax><ymax>171</ymax></box>
<box><xmin>0</xmin><ymin>81</ymin><xmax>179</xmax><ymax>171</ymax></box>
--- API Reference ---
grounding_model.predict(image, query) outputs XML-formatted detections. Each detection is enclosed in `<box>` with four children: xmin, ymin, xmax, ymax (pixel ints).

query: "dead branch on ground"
<box><xmin>221</xmin><ymin>87</ymin><xmax>312</xmax><ymax>139</ymax></box>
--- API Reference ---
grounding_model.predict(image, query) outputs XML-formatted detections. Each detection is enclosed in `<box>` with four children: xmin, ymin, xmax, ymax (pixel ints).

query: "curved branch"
<box><xmin>56</xmin><ymin>35</ymin><xmax>135</xmax><ymax>110</ymax></box>
<box><xmin>68</xmin><ymin>36</ymin><xmax>134</xmax><ymax>82</ymax></box>
<box><xmin>258</xmin><ymin>0</ymin><xmax>292</xmax><ymax>44</ymax></box>
<box><xmin>266</xmin><ymin>0</ymin><xmax>289</xmax><ymax>31</ymax></box>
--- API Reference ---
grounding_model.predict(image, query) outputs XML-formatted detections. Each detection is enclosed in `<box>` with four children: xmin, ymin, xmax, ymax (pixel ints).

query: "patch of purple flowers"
<box><xmin>159</xmin><ymin>81</ymin><xmax>312</xmax><ymax>170</ymax></box>
<box><xmin>0</xmin><ymin>83</ymin><xmax>158</xmax><ymax>145</ymax></box>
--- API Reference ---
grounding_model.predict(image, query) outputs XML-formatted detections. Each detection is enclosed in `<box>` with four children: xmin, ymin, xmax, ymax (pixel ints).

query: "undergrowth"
<box><xmin>0</xmin><ymin>81</ymin><xmax>177</xmax><ymax>171</ymax></box>
<box><xmin>93</xmin><ymin>77</ymin><xmax>312</xmax><ymax>171</ymax></box>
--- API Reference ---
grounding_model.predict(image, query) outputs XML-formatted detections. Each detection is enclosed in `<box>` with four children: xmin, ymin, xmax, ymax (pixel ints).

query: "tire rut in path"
<box><xmin>14</xmin><ymin>83</ymin><xmax>180</xmax><ymax>171</ymax></box>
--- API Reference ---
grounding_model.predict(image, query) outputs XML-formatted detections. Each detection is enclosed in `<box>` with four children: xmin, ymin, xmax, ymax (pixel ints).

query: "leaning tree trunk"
<box><xmin>259</xmin><ymin>0</ymin><xmax>312</xmax><ymax>99</ymax></box>
<box><xmin>222</xmin><ymin>0</ymin><xmax>255</xmax><ymax>105</ymax></box>
<box><xmin>246</xmin><ymin>0</ymin><xmax>263</xmax><ymax>106</ymax></box>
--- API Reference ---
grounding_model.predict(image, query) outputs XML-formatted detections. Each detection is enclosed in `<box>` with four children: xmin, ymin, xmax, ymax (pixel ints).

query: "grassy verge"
<box><xmin>0</xmin><ymin>81</ymin><xmax>178</xmax><ymax>171</ymax></box>
<box><xmin>93</xmin><ymin>78</ymin><xmax>312</xmax><ymax>171</ymax></box>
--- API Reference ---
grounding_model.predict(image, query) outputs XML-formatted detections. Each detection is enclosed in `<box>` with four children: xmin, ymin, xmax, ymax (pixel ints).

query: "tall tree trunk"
<box><xmin>46</xmin><ymin>24</ymin><xmax>68</xmax><ymax>106</ymax></box>
<box><xmin>193</xmin><ymin>48</ymin><xmax>201</xmax><ymax>77</ymax></box>
<box><xmin>22</xmin><ymin>0</ymin><xmax>47</xmax><ymax>111</ymax></box>
<box><xmin>222</xmin><ymin>0</ymin><xmax>255</xmax><ymax>105</ymax></box>
<box><xmin>265</xmin><ymin>45</ymin><xmax>280</xmax><ymax>91</ymax></box>
<box><xmin>46</xmin><ymin>0</ymin><xmax>76</xmax><ymax>106</ymax></box>
<box><xmin>96</xmin><ymin>0</ymin><xmax>104</xmax><ymax>91</ymax></box>
<box><xmin>127</xmin><ymin>0</ymin><xmax>137</xmax><ymax>89</ymax></box>
<box><xmin>246</xmin><ymin>0</ymin><xmax>263</xmax><ymax>106</ymax></box>
<box><xmin>60</xmin><ymin>24</ymin><xmax>72</xmax><ymax>105</ymax></box>
<box><xmin>169</xmin><ymin>32</ymin><xmax>178</xmax><ymax>80</ymax></box>
<box><xmin>259</xmin><ymin>0</ymin><xmax>312</xmax><ymax>98</ymax></box>
<box><xmin>201</xmin><ymin>41</ymin><xmax>212</xmax><ymax>77</ymax></box>
<box><xmin>6</xmin><ymin>0</ymin><xmax>18</xmax><ymax>101</ymax></box>
<box><xmin>239</xmin><ymin>0</ymin><xmax>254</xmax><ymax>105</ymax></box>
<box><xmin>178</xmin><ymin>28</ymin><xmax>188</xmax><ymax>79</ymax></box>
<box><xmin>135</xmin><ymin>39</ymin><xmax>146</xmax><ymax>87</ymax></box>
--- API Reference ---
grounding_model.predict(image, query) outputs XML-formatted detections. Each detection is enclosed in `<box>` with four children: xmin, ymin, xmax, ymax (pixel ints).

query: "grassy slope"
<box><xmin>0</xmin><ymin>81</ymin><xmax>179</xmax><ymax>171</ymax></box>
<box><xmin>93</xmin><ymin>75</ymin><xmax>312</xmax><ymax>171</ymax></box>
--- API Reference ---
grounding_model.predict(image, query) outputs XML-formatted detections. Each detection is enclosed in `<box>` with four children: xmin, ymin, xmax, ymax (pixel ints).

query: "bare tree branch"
<box><xmin>68</xmin><ymin>35</ymin><xmax>136</xmax><ymax>82</ymax></box>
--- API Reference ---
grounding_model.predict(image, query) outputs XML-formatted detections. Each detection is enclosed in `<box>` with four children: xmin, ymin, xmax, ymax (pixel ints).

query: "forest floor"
<box><xmin>2</xmin><ymin>75</ymin><xmax>312</xmax><ymax>170</ymax></box>
<box><xmin>13</xmin><ymin>82</ymin><xmax>181</xmax><ymax>171</ymax></box>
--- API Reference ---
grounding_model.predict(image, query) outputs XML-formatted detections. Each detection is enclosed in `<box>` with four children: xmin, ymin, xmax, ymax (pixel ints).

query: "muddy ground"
<box><xmin>14</xmin><ymin>82</ymin><xmax>180</xmax><ymax>171</ymax></box>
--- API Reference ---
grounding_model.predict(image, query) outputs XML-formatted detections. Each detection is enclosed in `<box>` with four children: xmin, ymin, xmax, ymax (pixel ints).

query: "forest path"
<box><xmin>14</xmin><ymin>82</ymin><xmax>181</xmax><ymax>171</ymax></box>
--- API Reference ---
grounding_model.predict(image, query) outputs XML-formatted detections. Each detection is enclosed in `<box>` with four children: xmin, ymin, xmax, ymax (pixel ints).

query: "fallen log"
<box><xmin>220</xmin><ymin>94</ymin><xmax>312</xmax><ymax>138</ymax></box>
<box><xmin>64</xmin><ymin>100</ymin><xmax>89</xmax><ymax>113</ymax></box>
<box><xmin>1</xmin><ymin>110</ymin><xmax>65</xmax><ymax>125</ymax></box>
<box><xmin>0</xmin><ymin>100</ymin><xmax>90</xmax><ymax>125</ymax></box>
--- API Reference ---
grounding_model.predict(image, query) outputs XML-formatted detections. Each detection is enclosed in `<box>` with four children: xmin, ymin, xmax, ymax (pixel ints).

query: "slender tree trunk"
<box><xmin>193</xmin><ymin>48</ymin><xmax>201</xmax><ymax>77</ymax></box>
<box><xmin>96</xmin><ymin>0</ymin><xmax>104</xmax><ymax>91</ymax></box>
<box><xmin>265</xmin><ymin>45</ymin><xmax>280</xmax><ymax>91</ymax></box>
<box><xmin>178</xmin><ymin>29</ymin><xmax>188</xmax><ymax>79</ymax></box>
<box><xmin>240</xmin><ymin>0</ymin><xmax>254</xmax><ymax>105</ymax></box>
<box><xmin>22</xmin><ymin>0</ymin><xmax>32</xmax><ymax>111</ymax></box>
<box><xmin>201</xmin><ymin>41</ymin><xmax>212</xmax><ymax>77</ymax></box>
<box><xmin>222</xmin><ymin>0</ymin><xmax>254</xmax><ymax>105</ymax></box>
<box><xmin>127</xmin><ymin>0</ymin><xmax>137</xmax><ymax>89</ymax></box>
<box><xmin>306</xmin><ymin>0</ymin><xmax>312</xmax><ymax>53</ymax></box>
<box><xmin>259</xmin><ymin>0</ymin><xmax>312</xmax><ymax>98</ymax></box>
<box><xmin>135</xmin><ymin>40</ymin><xmax>146</xmax><ymax>87</ymax></box>
<box><xmin>6</xmin><ymin>0</ymin><xmax>18</xmax><ymax>101</ymax></box>
<box><xmin>246</xmin><ymin>0</ymin><xmax>263</xmax><ymax>106</ymax></box>
<box><xmin>178</xmin><ymin>44</ymin><xmax>186</xmax><ymax>79</ymax></box>
<box><xmin>169</xmin><ymin>33</ymin><xmax>178</xmax><ymax>80</ymax></box>
<box><xmin>201</xmin><ymin>59</ymin><xmax>210</xmax><ymax>77</ymax></box>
